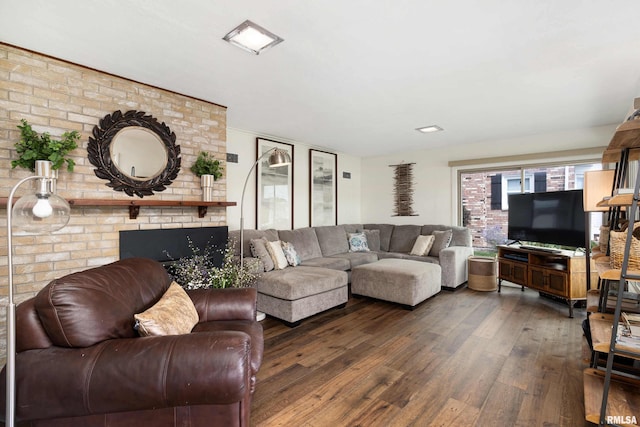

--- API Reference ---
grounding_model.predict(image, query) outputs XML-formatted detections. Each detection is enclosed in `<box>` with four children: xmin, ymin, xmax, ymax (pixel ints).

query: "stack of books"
<box><xmin>616</xmin><ymin>312</ymin><xmax>640</xmax><ymax>350</ymax></box>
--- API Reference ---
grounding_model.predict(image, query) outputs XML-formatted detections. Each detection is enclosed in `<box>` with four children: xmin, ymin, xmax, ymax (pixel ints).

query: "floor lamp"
<box><xmin>5</xmin><ymin>160</ymin><xmax>70</xmax><ymax>426</ymax></box>
<box><xmin>239</xmin><ymin>147</ymin><xmax>291</xmax><ymax>321</ymax></box>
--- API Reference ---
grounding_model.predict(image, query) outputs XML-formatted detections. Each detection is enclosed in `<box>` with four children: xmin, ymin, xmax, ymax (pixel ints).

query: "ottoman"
<box><xmin>257</xmin><ymin>266</ymin><xmax>348</xmax><ymax>327</ymax></box>
<box><xmin>351</xmin><ymin>259</ymin><xmax>441</xmax><ymax>307</ymax></box>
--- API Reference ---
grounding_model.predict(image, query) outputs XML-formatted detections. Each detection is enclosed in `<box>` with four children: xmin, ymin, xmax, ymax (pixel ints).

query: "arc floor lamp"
<box><xmin>5</xmin><ymin>160</ymin><xmax>70</xmax><ymax>426</ymax></box>
<box><xmin>239</xmin><ymin>147</ymin><xmax>291</xmax><ymax>321</ymax></box>
<box><xmin>239</xmin><ymin>147</ymin><xmax>292</xmax><ymax>271</ymax></box>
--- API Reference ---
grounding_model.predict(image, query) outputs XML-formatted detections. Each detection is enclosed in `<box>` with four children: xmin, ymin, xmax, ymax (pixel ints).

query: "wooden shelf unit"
<box><xmin>585</xmin><ymin>108</ymin><xmax>640</xmax><ymax>426</ymax></box>
<box><xmin>497</xmin><ymin>245</ymin><xmax>587</xmax><ymax>317</ymax></box>
<box><xmin>0</xmin><ymin>197</ymin><xmax>236</xmax><ymax>219</ymax></box>
<box><xmin>584</xmin><ymin>368</ymin><xmax>640</xmax><ymax>426</ymax></box>
<box><xmin>589</xmin><ymin>313</ymin><xmax>640</xmax><ymax>359</ymax></box>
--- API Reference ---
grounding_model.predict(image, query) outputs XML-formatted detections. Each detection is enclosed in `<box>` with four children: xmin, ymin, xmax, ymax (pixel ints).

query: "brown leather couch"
<box><xmin>0</xmin><ymin>257</ymin><xmax>263</xmax><ymax>427</ymax></box>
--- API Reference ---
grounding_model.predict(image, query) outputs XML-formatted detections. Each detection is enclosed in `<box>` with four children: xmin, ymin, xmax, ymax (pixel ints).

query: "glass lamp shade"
<box><xmin>12</xmin><ymin>193</ymin><xmax>71</xmax><ymax>233</ymax></box>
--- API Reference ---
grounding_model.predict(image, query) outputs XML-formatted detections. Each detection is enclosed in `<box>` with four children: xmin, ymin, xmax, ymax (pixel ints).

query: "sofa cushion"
<box><xmin>315</xmin><ymin>225</ymin><xmax>349</xmax><ymax>256</ymax></box>
<box><xmin>363</xmin><ymin>224</ymin><xmax>394</xmax><ymax>252</ymax></box>
<box><xmin>375</xmin><ymin>251</ymin><xmax>405</xmax><ymax>260</ymax></box>
<box><xmin>257</xmin><ymin>266</ymin><xmax>347</xmax><ymax>300</ymax></box>
<box><xmin>364</xmin><ymin>229</ymin><xmax>381</xmax><ymax>251</ymax></box>
<box><xmin>134</xmin><ymin>282</ymin><xmax>199</xmax><ymax>337</ymax></box>
<box><xmin>343</xmin><ymin>224</ymin><xmax>364</xmax><ymax>233</ymax></box>
<box><xmin>429</xmin><ymin>229</ymin><xmax>453</xmax><ymax>256</ymax></box>
<box><xmin>229</xmin><ymin>229</ymin><xmax>279</xmax><ymax>257</ymax></box>
<box><xmin>34</xmin><ymin>258</ymin><xmax>171</xmax><ymax>348</ymax></box>
<box><xmin>278</xmin><ymin>228</ymin><xmax>323</xmax><ymax>261</ymax></box>
<box><xmin>389</xmin><ymin>225</ymin><xmax>422</xmax><ymax>253</ymax></box>
<box><xmin>421</xmin><ymin>225</ymin><xmax>471</xmax><ymax>247</ymax></box>
<box><xmin>301</xmin><ymin>256</ymin><xmax>351</xmax><ymax>270</ymax></box>
<box><xmin>330</xmin><ymin>252</ymin><xmax>379</xmax><ymax>268</ymax></box>
<box><xmin>250</xmin><ymin>238</ymin><xmax>275</xmax><ymax>272</ymax></box>
<box><xmin>394</xmin><ymin>253</ymin><xmax>440</xmax><ymax>264</ymax></box>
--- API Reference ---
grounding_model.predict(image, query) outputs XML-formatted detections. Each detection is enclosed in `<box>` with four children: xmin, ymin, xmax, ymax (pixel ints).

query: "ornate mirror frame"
<box><xmin>88</xmin><ymin>110</ymin><xmax>181</xmax><ymax>198</ymax></box>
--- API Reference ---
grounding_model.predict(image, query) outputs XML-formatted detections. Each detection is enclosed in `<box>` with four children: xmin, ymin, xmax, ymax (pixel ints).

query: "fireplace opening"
<box><xmin>119</xmin><ymin>226</ymin><xmax>228</xmax><ymax>268</ymax></box>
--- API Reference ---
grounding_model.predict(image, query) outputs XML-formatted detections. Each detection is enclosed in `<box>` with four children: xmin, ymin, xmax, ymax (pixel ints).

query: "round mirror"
<box><xmin>110</xmin><ymin>127</ymin><xmax>168</xmax><ymax>179</ymax></box>
<box><xmin>88</xmin><ymin>110</ymin><xmax>181</xmax><ymax>198</ymax></box>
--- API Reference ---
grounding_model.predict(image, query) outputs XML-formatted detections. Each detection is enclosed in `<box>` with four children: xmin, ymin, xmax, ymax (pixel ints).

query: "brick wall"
<box><xmin>0</xmin><ymin>44</ymin><xmax>228</xmax><ymax>360</ymax></box>
<box><xmin>463</xmin><ymin>166</ymin><xmax>577</xmax><ymax>249</ymax></box>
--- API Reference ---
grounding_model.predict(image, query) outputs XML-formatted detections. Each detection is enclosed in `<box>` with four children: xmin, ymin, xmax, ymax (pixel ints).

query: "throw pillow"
<box><xmin>429</xmin><ymin>229</ymin><xmax>453</xmax><ymax>256</ymax></box>
<box><xmin>410</xmin><ymin>234</ymin><xmax>435</xmax><ymax>256</ymax></box>
<box><xmin>363</xmin><ymin>229</ymin><xmax>381</xmax><ymax>251</ymax></box>
<box><xmin>281</xmin><ymin>241</ymin><xmax>301</xmax><ymax>266</ymax></box>
<box><xmin>250</xmin><ymin>237</ymin><xmax>275</xmax><ymax>272</ymax></box>
<box><xmin>348</xmin><ymin>232</ymin><xmax>370</xmax><ymax>252</ymax></box>
<box><xmin>266</xmin><ymin>240</ymin><xmax>289</xmax><ymax>270</ymax></box>
<box><xmin>134</xmin><ymin>281</ymin><xmax>199</xmax><ymax>337</ymax></box>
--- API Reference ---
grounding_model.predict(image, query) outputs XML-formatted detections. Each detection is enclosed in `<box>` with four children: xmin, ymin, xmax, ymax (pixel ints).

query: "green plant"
<box><xmin>165</xmin><ymin>238</ymin><xmax>258</xmax><ymax>289</ymax></box>
<box><xmin>190</xmin><ymin>151</ymin><xmax>223</xmax><ymax>179</ymax></box>
<box><xmin>11</xmin><ymin>119</ymin><xmax>80</xmax><ymax>172</ymax></box>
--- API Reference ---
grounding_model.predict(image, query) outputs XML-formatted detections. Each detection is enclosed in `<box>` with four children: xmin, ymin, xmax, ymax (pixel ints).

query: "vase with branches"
<box><xmin>165</xmin><ymin>238</ymin><xmax>258</xmax><ymax>290</ymax></box>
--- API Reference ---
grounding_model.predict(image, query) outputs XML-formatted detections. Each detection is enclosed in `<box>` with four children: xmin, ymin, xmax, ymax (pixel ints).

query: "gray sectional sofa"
<box><xmin>229</xmin><ymin>224</ymin><xmax>473</xmax><ymax>326</ymax></box>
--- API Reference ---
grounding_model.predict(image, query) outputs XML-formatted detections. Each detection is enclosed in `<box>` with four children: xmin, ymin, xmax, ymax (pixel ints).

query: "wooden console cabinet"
<box><xmin>497</xmin><ymin>245</ymin><xmax>587</xmax><ymax>317</ymax></box>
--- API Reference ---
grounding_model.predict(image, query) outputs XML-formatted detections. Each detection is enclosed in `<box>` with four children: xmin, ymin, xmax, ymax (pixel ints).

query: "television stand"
<box><xmin>497</xmin><ymin>245</ymin><xmax>587</xmax><ymax>317</ymax></box>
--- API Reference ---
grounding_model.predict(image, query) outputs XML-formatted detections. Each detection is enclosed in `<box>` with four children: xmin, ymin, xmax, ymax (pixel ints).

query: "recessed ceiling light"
<box><xmin>223</xmin><ymin>20</ymin><xmax>284</xmax><ymax>55</ymax></box>
<box><xmin>416</xmin><ymin>125</ymin><xmax>443</xmax><ymax>133</ymax></box>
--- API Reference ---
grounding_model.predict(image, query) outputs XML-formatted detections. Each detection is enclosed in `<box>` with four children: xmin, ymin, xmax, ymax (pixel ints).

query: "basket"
<box><xmin>609</xmin><ymin>223</ymin><xmax>640</xmax><ymax>270</ymax></box>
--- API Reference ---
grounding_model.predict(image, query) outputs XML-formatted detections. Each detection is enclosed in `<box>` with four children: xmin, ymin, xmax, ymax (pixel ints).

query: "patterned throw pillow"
<box><xmin>348</xmin><ymin>232</ymin><xmax>370</xmax><ymax>252</ymax></box>
<box><xmin>266</xmin><ymin>240</ymin><xmax>289</xmax><ymax>270</ymax></box>
<box><xmin>281</xmin><ymin>241</ymin><xmax>301</xmax><ymax>266</ymax></box>
<box><xmin>250</xmin><ymin>237</ymin><xmax>275</xmax><ymax>272</ymax></box>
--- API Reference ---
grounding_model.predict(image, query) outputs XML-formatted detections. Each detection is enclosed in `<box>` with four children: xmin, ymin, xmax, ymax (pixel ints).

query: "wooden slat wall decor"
<box><xmin>390</xmin><ymin>163</ymin><xmax>417</xmax><ymax>216</ymax></box>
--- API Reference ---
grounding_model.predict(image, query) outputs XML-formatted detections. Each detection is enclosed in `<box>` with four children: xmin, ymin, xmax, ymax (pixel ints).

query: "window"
<box><xmin>460</xmin><ymin>161</ymin><xmax>602</xmax><ymax>251</ymax></box>
<box><xmin>501</xmin><ymin>174</ymin><xmax>533</xmax><ymax>209</ymax></box>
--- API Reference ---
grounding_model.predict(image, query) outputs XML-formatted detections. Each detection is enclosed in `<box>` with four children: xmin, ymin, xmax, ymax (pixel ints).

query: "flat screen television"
<box><xmin>507</xmin><ymin>189</ymin><xmax>585</xmax><ymax>248</ymax></box>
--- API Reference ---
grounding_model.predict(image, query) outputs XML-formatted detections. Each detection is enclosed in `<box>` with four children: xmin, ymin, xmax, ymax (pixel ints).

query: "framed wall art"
<box><xmin>309</xmin><ymin>149</ymin><xmax>337</xmax><ymax>226</ymax></box>
<box><xmin>256</xmin><ymin>138</ymin><xmax>294</xmax><ymax>230</ymax></box>
<box><xmin>390</xmin><ymin>162</ymin><xmax>417</xmax><ymax>216</ymax></box>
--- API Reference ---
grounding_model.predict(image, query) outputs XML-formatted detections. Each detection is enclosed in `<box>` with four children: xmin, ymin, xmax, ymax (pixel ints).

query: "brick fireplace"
<box><xmin>0</xmin><ymin>44</ymin><xmax>230</xmax><ymax>361</ymax></box>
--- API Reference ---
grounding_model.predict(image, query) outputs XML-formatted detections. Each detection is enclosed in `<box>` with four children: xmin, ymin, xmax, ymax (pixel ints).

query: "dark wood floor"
<box><xmin>251</xmin><ymin>283</ymin><xmax>593</xmax><ymax>427</ymax></box>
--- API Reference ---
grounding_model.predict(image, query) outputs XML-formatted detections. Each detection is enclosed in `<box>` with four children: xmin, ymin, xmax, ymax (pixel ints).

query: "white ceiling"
<box><xmin>2</xmin><ymin>0</ymin><xmax>640</xmax><ymax>158</ymax></box>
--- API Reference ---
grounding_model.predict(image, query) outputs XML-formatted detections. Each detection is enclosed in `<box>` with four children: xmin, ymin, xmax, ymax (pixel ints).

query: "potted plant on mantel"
<box><xmin>11</xmin><ymin>119</ymin><xmax>80</xmax><ymax>173</ymax></box>
<box><xmin>190</xmin><ymin>151</ymin><xmax>224</xmax><ymax>201</ymax></box>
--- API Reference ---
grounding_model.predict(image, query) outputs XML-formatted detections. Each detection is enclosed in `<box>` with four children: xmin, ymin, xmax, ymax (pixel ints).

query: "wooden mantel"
<box><xmin>0</xmin><ymin>198</ymin><xmax>236</xmax><ymax>219</ymax></box>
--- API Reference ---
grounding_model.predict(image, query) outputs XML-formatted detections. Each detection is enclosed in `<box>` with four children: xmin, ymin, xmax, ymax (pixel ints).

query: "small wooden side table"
<box><xmin>468</xmin><ymin>256</ymin><xmax>498</xmax><ymax>291</ymax></box>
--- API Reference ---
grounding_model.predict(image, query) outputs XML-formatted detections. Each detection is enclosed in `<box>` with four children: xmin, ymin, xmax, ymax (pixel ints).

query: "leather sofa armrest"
<box><xmin>189</xmin><ymin>287</ymin><xmax>257</xmax><ymax>322</ymax></box>
<box><xmin>5</xmin><ymin>332</ymin><xmax>252</xmax><ymax>422</ymax></box>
